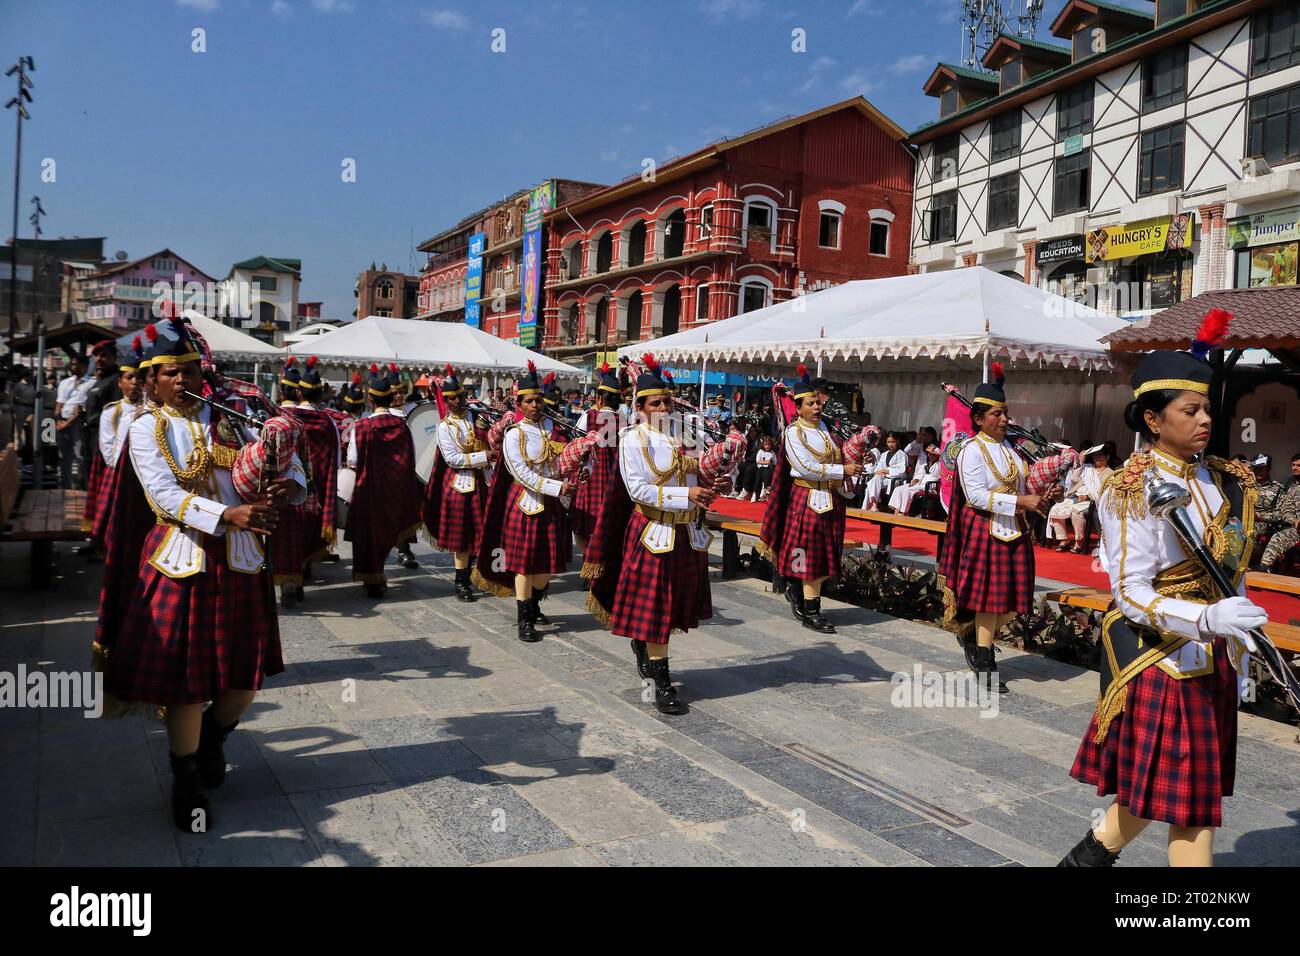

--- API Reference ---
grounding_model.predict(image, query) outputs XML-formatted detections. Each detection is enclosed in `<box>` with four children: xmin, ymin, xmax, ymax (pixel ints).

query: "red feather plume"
<box><xmin>388</xmin><ymin>363</ymin><xmax>399</xmax><ymax>374</ymax></box>
<box><xmin>527</xmin><ymin>359</ymin><xmax>536</xmax><ymax>375</ymax></box>
<box><xmin>796</xmin><ymin>362</ymin><xmax>808</xmax><ymax>378</ymax></box>
<box><xmin>600</xmin><ymin>361</ymin><xmax>610</xmax><ymax>374</ymax></box>
<box><xmin>543</xmin><ymin>371</ymin><xmax>556</xmax><ymax>386</ymax></box>
<box><xmin>352</xmin><ymin>372</ymin><xmax>362</xmax><ymax>385</ymax></box>
<box><xmin>285</xmin><ymin>356</ymin><xmax>297</xmax><ymax>368</ymax></box>
<box><xmin>369</xmin><ymin>363</ymin><xmax>379</xmax><ymax>374</ymax></box>
<box><xmin>990</xmin><ymin>361</ymin><xmax>1005</xmax><ymax>386</ymax></box>
<box><xmin>132</xmin><ymin>335</ymin><xmax>141</xmax><ymax>349</ymax></box>
<box><xmin>1192</xmin><ymin>307</ymin><xmax>1232</xmax><ymax>358</ymax></box>
<box><xmin>444</xmin><ymin>363</ymin><xmax>453</xmax><ymax>376</ymax></box>
<box><xmin>306</xmin><ymin>355</ymin><xmax>318</xmax><ymax>368</ymax></box>
<box><xmin>642</xmin><ymin>352</ymin><xmax>659</xmax><ymax>373</ymax></box>
<box><xmin>145</xmin><ymin>324</ymin><xmax>158</xmax><ymax>342</ymax></box>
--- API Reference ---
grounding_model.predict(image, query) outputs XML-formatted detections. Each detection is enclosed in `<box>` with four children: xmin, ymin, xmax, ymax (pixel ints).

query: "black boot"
<box><xmin>531</xmin><ymin>587</ymin><xmax>551</xmax><ymax>626</ymax></box>
<box><xmin>644</xmin><ymin>656</ymin><xmax>685</xmax><ymax>715</ymax></box>
<box><xmin>169</xmin><ymin>752</ymin><xmax>210</xmax><ymax>834</ymax></box>
<box><xmin>1057</xmin><ymin>829</ymin><xmax>1120</xmax><ymax>867</ymax></box>
<box><xmin>971</xmin><ymin>644</ymin><xmax>1008</xmax><ymax>694</ymax></box>
<box><xmin>454</xmin><ymin>567</ymin><xmax>475</xmax><ymax>602</ymax></box>
<box><xmin>517</xmin><ymin>600</ymin><xmax>539</xmax><ymax>643</ymax></box>
<box><xmin>785</xmin><ymin>586</ymin><xmax>807</xmax><ymax>622</ymax></box>
<box><xmin>398</xmin><ymin>547</ymin><xmax>419</xmax><ymax>569</ymax></box>
<box><xmin>364</xmin><ymin>581</ymin><xmax>387</xmax><ymax>599</ymax></box>
<box><xmin>631</xmin><ymin>639</ymin><xmax>650</xmax><ymax>679</ymax></box>
<box><xmin>280</xmin><ymin>583</ymin><xmax>302</xmax><ymax>608</ymax></box>
<box><xmin>198</xmin><ymin>708</ymin><xmax>237</xmax><ymax>789</ymax></box>
<box><xmin>801</xmin><ymin>596</ymin><xmax>836</xmax><ymax>634</ymax></box>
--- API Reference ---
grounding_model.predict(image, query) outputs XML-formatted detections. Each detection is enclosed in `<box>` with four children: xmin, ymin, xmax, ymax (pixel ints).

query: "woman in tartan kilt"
<box><xmin>585</xmin><ymin>355</ymin><xmax>721</xmax><ymax>715</ymax></box>
<box><xmin>570</xmin><ymin>362</ymin><xmax>622</xmax><ymax>555</ymax></box>
<box><xmin>422</xmin><ymin>364</ymin><xmax>491</xmax><ymax>601</ymax></box>
<box><xmin>472</xmin><ymin>362</ymin><xmax>576</xmax><ymax>643</ymax></box>
<box><xmin>266</xmin><ymin>357</ymin><xmax>328</xmax><ymax>608</ymax></box>
<box><xmin>106</xmin><ymin>317</ymin><xmax>307</xmax><ymax>832</ymax></box>
<box><xmin>84</xmin><ymin>336</ymin><xmax>145</xmax><ymax>554</ymax></box>
<box><xmin>1061</xmin><ymin>310</ymin><xmax>1265</xmax><ymax>868</ymax></box>
<box><xmin>937</xmin><ymin>364</ymin><xmax>1056</xmax><ymax>693</ymax></box>
<box><xmin>758</xmin><ymin>365</ymin><xmax>864</xmax><ymax>635</ymax></box>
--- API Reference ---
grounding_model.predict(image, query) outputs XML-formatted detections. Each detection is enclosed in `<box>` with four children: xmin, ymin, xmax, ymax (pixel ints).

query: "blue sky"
<box><xmin>4</xmin><ymin>0</ymin><xmax>1029</xmax><ymax>320</ymax></box>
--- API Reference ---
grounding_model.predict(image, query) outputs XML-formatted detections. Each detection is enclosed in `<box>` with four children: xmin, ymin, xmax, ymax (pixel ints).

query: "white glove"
<box><xmin>1198</xmin><ymin>596</ymin><xmax>1267</xmax><ymax>645</ymax></box>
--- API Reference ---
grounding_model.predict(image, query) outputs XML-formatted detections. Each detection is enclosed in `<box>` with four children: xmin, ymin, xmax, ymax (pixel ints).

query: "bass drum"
<box><xmin>408</xmin><ymin>402</ymin><xmax>442</xmax><ymax>484</ymax></box>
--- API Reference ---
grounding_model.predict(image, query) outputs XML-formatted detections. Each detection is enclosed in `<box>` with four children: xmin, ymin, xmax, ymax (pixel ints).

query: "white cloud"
<box><xmin>925</xmin><ymin>0</ymin><xmax>962</xmax><ymax>24</ymax></box>
<box><xmin>177</xmin><ymin>0</ymin><xmax>220</xmax><ymax>11</ymax></box>
<box><xmin>846</xmin><ymin>0</ymin><xmax>883</xmax><ymax>16</ymax></box>
<box><xmin>889</xmin><ymin>53</ymin><xmax>933</xmax><ymax>75</ymax></box>
<box><xmin>698</xmin><ymin>0</ymin><xmax>764</xmax><ymax>24</ymax></box>
<box><xmin>421</xmin><ymin>8</ymin><xmax>470</xmax><ymax>30</ymax></box>
<box><xmin>270</xmin><ymin>0</ymin><xmax>292</xmax><ymax>18</ymax></box>
<box><xmin>840</xmin><ymin>70</ymin><xmax>881</xmax><ymax>96</ymax></box>
<box><xmin>310</xmin><ymin>0</ymin><xmax>354</xmax><ymax>12</ymax></box>
<box><xmin>799</xmin><ymin>55</ymin><xmax>838</xmax><ymax>93</ymax></box>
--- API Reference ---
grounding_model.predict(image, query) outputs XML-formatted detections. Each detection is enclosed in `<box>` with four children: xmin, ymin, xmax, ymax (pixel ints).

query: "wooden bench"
<box><xmin>1043</xmin><ymin>586</ymin><xmax>1300</xmax><ymax>655</ymax></box>
<box><xmin>704</xmin><ymin>512</ymin><xmax>865</xmax><ymax>580</ymax></box>
<box><xmin>846</xmin><ymin>508</ymin><xmax>948</xmax><ymax>560</ymax></box>
<box><xmin>0</xmin><ymin>483</ymin><xmax>89</xmax><ymax>588</ymax></box>
<box><xmin>1246</xmin><ymin>571</ymin><xmax>1300</xmax><ymax>598</ymax></box>
<box><xmin>0</xmin><ymin>446</ymin><xmax>18</xmax><ymax>529</ymax></box>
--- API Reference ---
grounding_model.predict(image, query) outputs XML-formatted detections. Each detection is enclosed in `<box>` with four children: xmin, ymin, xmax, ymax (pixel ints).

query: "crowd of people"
<box><xmin>19</xmin><ymin>300</ymin><xmax>1293</xmax><ymax>869</ymax></box>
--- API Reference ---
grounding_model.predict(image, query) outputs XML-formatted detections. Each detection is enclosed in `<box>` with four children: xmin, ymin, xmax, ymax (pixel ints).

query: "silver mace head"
<box><xmin>1144</xmin><ymin>467</ymin><xmax>1191</xmax><ymax>519</ymax></box>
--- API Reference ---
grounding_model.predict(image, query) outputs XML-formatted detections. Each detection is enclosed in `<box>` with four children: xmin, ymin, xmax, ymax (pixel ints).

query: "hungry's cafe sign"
<box><xmin>1085</xmin><ymin>213</ymin><xmax>1192</xmax><ymax>262</ymax></box>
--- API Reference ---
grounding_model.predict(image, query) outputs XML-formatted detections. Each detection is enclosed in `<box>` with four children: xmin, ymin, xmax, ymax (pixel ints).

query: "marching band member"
<box><xmin>570</xmin><ymin>362</ymin><xmax>622</xmax><ymax>558</ymax></box>
<box><xmin>937</xmin><ymin>364</ymin><xmax>1055</xmax><ymax>693</ymax></box>
<box><xmin>106</xmin><ymin>318</ymin><xmax>307</xmax><ymax>832</ymax></box>
<box><xmin>863</xmin><ymin>431</ymin><xmax>908</xmax><ymax>510</ymax></box>
<box><xmin>422</xmin><ymin>364</ymin><xmax>491</xmax><ymax>602</ymax></box>
<box><xmin>81</xmin><ymin>339</ymin><xmax>123</xmax><ymax>553</ymax></box>
<box><xmin>585</xmin><ymin>354</ymin><xmax>718</xmax><ymax>715</ymax></box>
<box><xmin>1062</xmin><ymin>310</ymin><xmax>1264</xmax><ymax>868</ymax></box>
<box><xmin>84</xmin><ymin>336</ymin><xmax>144</xmax><ymax>555</ymax></box>
<box><xmin>268</xmin><ymin>356</ymin><xmax>340</xmax><ymax>607</ymax></box>
<box><xmin>887</xmin><ymin>440</ymin><xmax>941</xmax><ymax>515</ymax></box>
<box><xmin>472</xmin><ymin>362</ymin><xmax>575</xmax><ymax>643</ymax></box>
<box><xmin>759</xmin><ymin>364</ymin><xmax>863</xmax><ymax>635</ymax></box>
<box><xmin>343</xmin><ymin>364</ymin><xmax>423</xmax><ymax>598</ymax></box>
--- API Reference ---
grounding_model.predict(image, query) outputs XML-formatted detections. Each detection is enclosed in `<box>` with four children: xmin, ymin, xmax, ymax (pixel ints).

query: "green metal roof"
<box><xmin>936</xmin><ymin>62</ymin><xmax>1000</xmax><ymax>85</ymax></box>
<box><xmin>232</xmin><ymin>255</ymin><xmax>301</xmax><ymax>274</ymax></box>
<box><xmin>1015</xmin><ymin>36</ymin><xmax>1072</xmax><ymax>57</ymax></box>
<box><xmin>910</xmin><ymin>0</ymin><xmax>1243</xmax><ymax>138</ymax></box>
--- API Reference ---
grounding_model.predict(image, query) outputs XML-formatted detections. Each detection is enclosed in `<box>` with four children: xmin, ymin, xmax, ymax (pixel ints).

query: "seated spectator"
<box><xmin>888</xmin><ymin>441</ymin><xmax>941</xmax><ymax>514</ymax></box>
<box><xmin>1047</xmin><ymin>441</ymin><xmax>1115</xmax><ymax>553</ymax></box>
<box><xmin>864</xmin><ymin>431</ymin><xmax>908</xmax><ymax>510</ymax></box>
<box><xmin>750</xmin><ymin>435</ymin><xmax>775</xmax><ymax>502</ymax></box>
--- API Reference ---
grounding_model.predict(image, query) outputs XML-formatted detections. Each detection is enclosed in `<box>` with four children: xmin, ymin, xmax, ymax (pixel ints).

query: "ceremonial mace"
<box><xmin>1144</xmin><ymin>469</ymin><xmax>1300</xmax><ymax>714</ymax></box>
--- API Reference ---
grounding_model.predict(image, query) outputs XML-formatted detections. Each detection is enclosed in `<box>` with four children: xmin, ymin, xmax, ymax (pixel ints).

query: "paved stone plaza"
<box><xmin>2</xmin><ymin>542</ymin><xmax>1298</xmax><ymax>867</ymax></box>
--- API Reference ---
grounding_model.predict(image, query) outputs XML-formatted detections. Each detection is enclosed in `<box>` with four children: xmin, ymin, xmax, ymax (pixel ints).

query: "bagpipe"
<box><xmin>466</xmin><ymin>390</ymin><xmax>597</xmax><ymax>482</ymax></box>
<box><xmin>939</xmin><ymin>382</ymin><xmax>1079</xmax><ymax>496</ymax></box>
<box><xmin>619</xmin><ymin>354</ymin><xmax>746</xmax><ymax>485</ymax></box>
<box><xmin>183</xmin><ymin>387</ymin><xmax>305</xmax><ymax>506</ymax></box>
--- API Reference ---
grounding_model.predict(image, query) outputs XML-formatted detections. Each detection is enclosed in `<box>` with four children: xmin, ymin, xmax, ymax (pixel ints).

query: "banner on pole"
<box><xmin>938</xmin><ymin>390</ymin><xmax>969</xmax><ymax>513</ymax></box>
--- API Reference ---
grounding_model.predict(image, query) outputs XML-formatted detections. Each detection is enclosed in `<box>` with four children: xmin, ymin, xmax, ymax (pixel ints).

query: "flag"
<box><xmin>938</xmin><ymin>390</ymin><xmax>969</xmax><ymax>513</ymax></box>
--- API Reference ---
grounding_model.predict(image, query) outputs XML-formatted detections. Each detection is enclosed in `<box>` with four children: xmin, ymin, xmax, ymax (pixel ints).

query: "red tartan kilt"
<box><xmin>610</xmin><ymin>510</ymin><xmax>712</xmax><ymax>644</ymax></box>
<box><xmin>570</xmin><ymin>448</ymin><xmax>615</xmax><ymax>538</ymax></box>
<box><xmin>777</xmin><ymin>484</ymin><xmax>847</xmax><ymax>581</ymax></box>
<box><xmin>105</xmin><ymin>527</ymin><xmax>283</xmax><ymax>705</ymax></box>
<box><xmin>945</xmin><ymin>505</ymin><xmax>1035</xmax><ymax>614</ymax></box>
<box><xmin>83</xmin><ymin>452</ymin><xmax>107</xmax><ymax>529</ymax></box>
<box><xmin>429</xmin><ymin>475</ymin><xmax>486</xmax><ymax>553</ymax></box>
<box><xmin>500</xmin><ymin>483</ymin><xmax>571</xmax><ymax>575</ymax></box>
<box><xmin>1070</xmin><ymin>637</ymin><xmax>1238</xmax><ymax>827</ymax></box>
<box><xmin>266</xmin><ymin>503</ymin><xmax>323</xmax><ymax>581</ymax></box>
<box><xmin>88</xmin><ymin>462</ymin><xmax>116</xmax><ymax>548</ymax></box>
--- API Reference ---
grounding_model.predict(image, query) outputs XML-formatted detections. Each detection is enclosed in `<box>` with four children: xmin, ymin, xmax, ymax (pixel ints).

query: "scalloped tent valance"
<box><xmin>619</xmin><ymin>268</ymin><xmax>1125</xmax><ymax>374</ymax></box>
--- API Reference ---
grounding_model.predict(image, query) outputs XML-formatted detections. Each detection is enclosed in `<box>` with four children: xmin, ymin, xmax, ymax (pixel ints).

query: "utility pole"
<box><xmin>5</xmin><ymin>55</ymin><xmax>35</xmax><ymax>352</ymax></box>
<box><xmin>29</xmin><ymin>195</ymin><xmax>45</xmax><ymax>239</ymax></box>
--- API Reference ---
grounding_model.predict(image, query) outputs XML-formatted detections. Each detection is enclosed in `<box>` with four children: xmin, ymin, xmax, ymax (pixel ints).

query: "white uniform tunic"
<box><xmin>864</xmin><ymin>448</ymin><xmax>908</xmax><ymax>506</ymax></box>
<box><xmin>783</xmin><ymin>418</ymin><xmax>853</xmax><ymax>514</ymax></box>
<box><xmin>1097</xmin><ymin>447</ymin><xmax>1251</xmax><ymax>684</ymax></box>
<box><xmin>619</xmin><ymin>422</ymin><xmax>711</xmax><ymax>554</ymax></box>
<box><xmin>98</xmin><ymin>399</ymin><xmax>142</xmax><ymax>468</ymax></box>
<box><xmin>888</xmin><ymin>457</ymin><xmax>941</xmax><ymax>514</ymax></box>
<box><xmin>130</xmin><ymin>404</ymin><xmax>307</xmax><ymax>579</ymax></box>
<box><xmin>503</xmin><ymin>418</ymin><xmax>564</xmax><ymax>514</ymax></box>
<box><xmin>956</xmin><ymin>432</ymin><xmax>1028</xmax><ymax>542</ymax></box>
<box><xmin>438</xmin><ymin>411</ymin><xmax>490</xmax><ymax>493</ymax></box>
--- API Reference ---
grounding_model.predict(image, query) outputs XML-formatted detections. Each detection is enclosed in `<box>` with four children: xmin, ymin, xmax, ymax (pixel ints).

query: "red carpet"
<box><xmin>712</xmin><ymin>497</ymin><xmax>1300</xmax><ymax>626</ymax></box>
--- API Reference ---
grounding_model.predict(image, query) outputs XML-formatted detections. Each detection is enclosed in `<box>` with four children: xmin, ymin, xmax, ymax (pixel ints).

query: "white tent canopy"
<box><xmin>286</xmin><ymin>315</ymin><xmax>581</xmax><ymax>376</ymax></box>
<box><xmin>183</xmin><ymin>310</ymin><xmax>285</xmax><ymax>363</ymax></box>
<box><xmin>619</xmin><ymin>268</ymin><xmax>1126</xmax><ymax>374</ymax></box>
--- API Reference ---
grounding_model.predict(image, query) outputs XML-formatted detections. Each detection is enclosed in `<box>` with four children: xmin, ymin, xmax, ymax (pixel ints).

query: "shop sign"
<box><xmin>1035</xmin><ymin>235</ymin><xmax>1084</xmax><ymax>265</ymax></box>
<box><xmin>1085</xmin><ymin>213</ymin><xmax>1192</xmax><ymax>262</ymax></box>
<box><xmin>1227</xmin><ymin>206</ymin><xmax>1300</xmax><ymax>249</ymax></box>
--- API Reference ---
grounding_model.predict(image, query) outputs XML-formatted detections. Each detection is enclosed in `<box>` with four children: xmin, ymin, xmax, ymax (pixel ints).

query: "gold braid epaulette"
<box><xmin>1206</xmin><ymin>455</ymin><xmax>1256</xmax><ymax>490</ymax></box>
<box><xmin>1102</xmin><ymin>453</ymin><xmax>1151</xmax><ymax>520</ymax></box>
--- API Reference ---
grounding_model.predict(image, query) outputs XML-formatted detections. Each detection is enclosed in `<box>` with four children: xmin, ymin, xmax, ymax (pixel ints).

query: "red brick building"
<box><xmin>542</xmin><ymin>97</ymin><xmax>915</xmax><ymax>373</ymax></box>
<box><xmin>415</xmin><ymin>179</ymin><xmax>606</xmax><ymax>336</ymax></box>
<box><xmin>355</xmin><ymin>264</ymin><xmax>421</xmax><ymax>319</ymax></box>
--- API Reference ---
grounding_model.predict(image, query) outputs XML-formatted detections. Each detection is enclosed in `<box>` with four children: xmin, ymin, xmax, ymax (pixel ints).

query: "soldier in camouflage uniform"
<box><xmin>1259</xmin><ymin>453</ymin><xmax>1300</xmax><ymax>571</ymax></box>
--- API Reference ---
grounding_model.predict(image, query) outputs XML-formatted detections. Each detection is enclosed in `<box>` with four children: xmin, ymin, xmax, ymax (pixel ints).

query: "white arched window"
<box><xmin>868</xmin><ymin>208</ymin><xmax>895</xmax><ymax>258</ymax></box>
<box><xmin>817</xmin><ymin>199</ymin><xmax>845</xmax><ymax>250</ymax></box>
<box><xmin>742</xmin><ymin>196</ymin><xmax>778</xmax><ymax>252</ymax></box>
<box><xmin>738</xmin><ymin>276</ymin><xmax>773</xmax><ymax>314</ymax></box>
